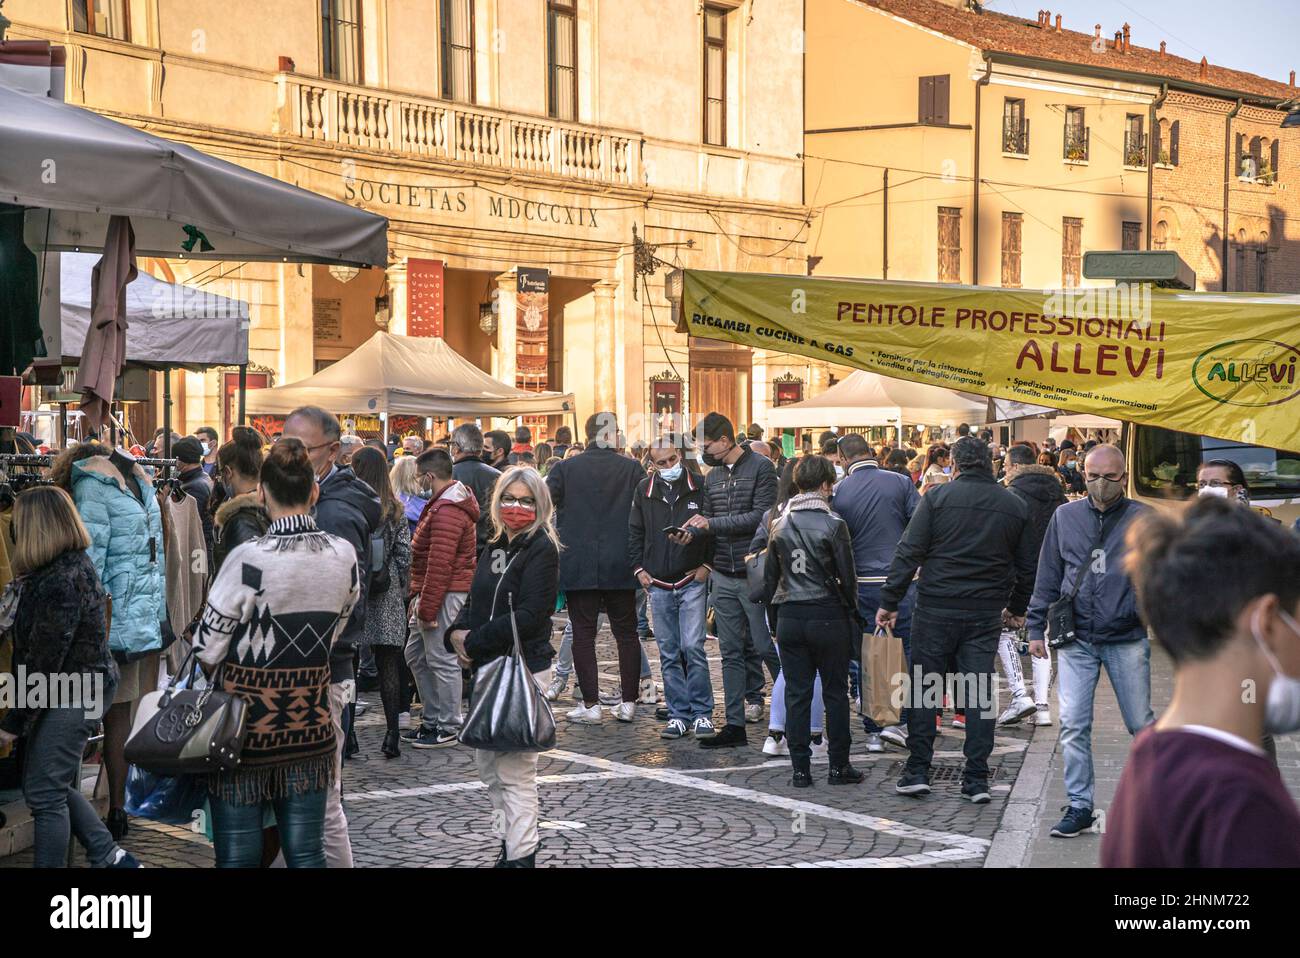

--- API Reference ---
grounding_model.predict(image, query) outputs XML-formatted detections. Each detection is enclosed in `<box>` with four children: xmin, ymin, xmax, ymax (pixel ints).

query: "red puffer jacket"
<box><xmin>410</xmin><ymin>480</ymin><xmax>481</xmax><ymax>624</ymax></box>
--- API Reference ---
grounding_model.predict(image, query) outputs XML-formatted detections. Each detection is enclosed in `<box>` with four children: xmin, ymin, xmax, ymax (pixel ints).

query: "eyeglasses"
<box><xmin>501</xmin><ymin>495</ymin><xmax>537</xmax><ymax>508</ymax></box>
<box><xmin>1196</xmin><ymin>479</ymin><xmax>1236</xmax><ymax>489</ymax></box>
<box><xmin>1084</xmin><ymin>472</ymin><xmax>1124</xmax><ymax>483</ymax></box>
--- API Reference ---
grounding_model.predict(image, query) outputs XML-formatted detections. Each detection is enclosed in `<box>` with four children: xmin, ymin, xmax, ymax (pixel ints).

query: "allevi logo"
<box><xmin>49</xmin><ymin>888</ymin><xmax>151</xmax><ymax>939</ymax></box>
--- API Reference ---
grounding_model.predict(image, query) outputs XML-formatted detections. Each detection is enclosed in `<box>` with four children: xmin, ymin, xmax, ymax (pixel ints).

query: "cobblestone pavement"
<box><xmin>2</xmin><ymin>624</ymin><xmax>1037</xmax><ymax>869</ymax></box>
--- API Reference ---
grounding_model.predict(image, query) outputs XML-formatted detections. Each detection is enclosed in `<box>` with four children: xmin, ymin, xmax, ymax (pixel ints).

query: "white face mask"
<box><xmin>834</xmin><ymin>464</ymin><xmax>845</xmax><ymax>480</ymax></box>
<box><xmin>1198</xmin><ymin>485</ymin><xmax>1229</xmax><ymax>499</ymax></box>
<box><xmin>1252</xmin><ymin>606</ymin><xmax>1300</xmax><ymax>735</ymax></box>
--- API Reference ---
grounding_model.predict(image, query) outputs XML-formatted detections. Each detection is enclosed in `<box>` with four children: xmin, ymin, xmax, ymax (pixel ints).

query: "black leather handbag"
<box><xmin>459</xmin><ymin>595</ymin><xmax>556</xmax><ymax>752</ymax></box>
<box><xmin>124</xmin><ymin>648</ymin><xmax>248</xmax><ymax>776</ymax></box>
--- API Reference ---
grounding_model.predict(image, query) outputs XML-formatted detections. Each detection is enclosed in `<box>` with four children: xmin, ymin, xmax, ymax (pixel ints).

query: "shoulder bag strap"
<box><xmin>1067</xmin><ymin>501</ymin><xmax>1128</xmax><ymax>600</ymax></box>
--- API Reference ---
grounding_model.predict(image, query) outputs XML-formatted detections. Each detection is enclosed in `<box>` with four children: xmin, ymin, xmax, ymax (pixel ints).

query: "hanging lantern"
<box><xmin>329</xmin><ymin>264</ymin><xmax>360</xmax><ymax>284</ymax></box>
<box><xmin>479</xmin><ymin>302</ymin><xmax>497</xmax><ymax>336</ymax></box>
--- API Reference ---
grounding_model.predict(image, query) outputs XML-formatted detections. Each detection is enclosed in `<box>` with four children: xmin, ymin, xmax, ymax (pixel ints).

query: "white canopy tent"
<box><xmin>766</xmin><ymin>370</ymin><xmax>986</xmax><ymax>430</ymax></box>
<box><xmin>245</xmin><ymin>332</ymin><xmax>576</xmax><ymax>419</ymax></box>
<box><xmin>58</xmin><ymin>252</ymin><xmax>248</xmax><ymax>368</ymax></box>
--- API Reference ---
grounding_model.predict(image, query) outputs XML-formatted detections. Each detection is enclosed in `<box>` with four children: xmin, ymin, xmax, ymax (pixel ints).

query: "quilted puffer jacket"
<box><xmin>71</xmin><ymin>455</ymin><xmax>166</xmax><ymax>657</ymax></box>
<box><xmin>409</xmin><ymin>480</ymin><xmax>480</xmax><ymax>624</ymax></box>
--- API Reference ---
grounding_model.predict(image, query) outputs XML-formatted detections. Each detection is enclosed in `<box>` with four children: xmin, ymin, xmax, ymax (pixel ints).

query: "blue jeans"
<box><xmin>648</xmin><ymin>580</ymin><xmax>713</xmax><ymax>721</ymax></box>
<box><xmin>856</xmin><ymin>582</ymin><xmax>914</xmax><ymax>733</ymax></box>
<box><xmin>22</xmin><ymin>675</ymin><xmax>120</xmax><ymax>868</ymax></box>
<box><xmin>209</xmin><ymin>775</ymin><xmax>328</xmax><ymax>868</ymax></box>
<box><xmin>1057</xmin><ymin>637</ymin><xmax>1154</xmax><ymax>810</ymax></box>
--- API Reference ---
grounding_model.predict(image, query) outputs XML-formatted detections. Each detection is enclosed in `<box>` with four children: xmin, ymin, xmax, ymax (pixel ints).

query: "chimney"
<box><xmin>1159</xmin><ymin>41</ymin><xmax>1166</xmax><ymax>56</ymax></box>
<box><xmin>1291</xmin><ymin>70</ymin><xmax>1296</xmax><ymax>88</ymax></box>
<box><xmin>1095</xmin><ymin>23</ymin><xmax>1102</xmax><ymax>40</ymax></box>
<box><xmin>1037</xmin><ymin>9</ymin><xmax>1046</xmax><ymax>26</ymax></box>
<box><xmin>1122</xmin><ymin>23</ymin><xmax>1130</xmax><ymax>52</ymax></box>
<box><xmin>1199</xmin><ymin>56</ymin><xmax>1208</xmax><ymax>80</ymax></box>
<box><xmin>1114</xmin><ymin>30</ymin><xmax>1122</xmax><ymax>49</ymax></box>
<box><xmin>1055</xmin><ymin>14</ymin><xmax>1062</xmax><ymax>32</ymax></box>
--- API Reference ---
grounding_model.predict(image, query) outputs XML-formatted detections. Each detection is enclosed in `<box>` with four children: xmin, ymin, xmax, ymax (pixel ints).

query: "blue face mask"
<box><xmin>658</xmin><ymin>463</ymin><xmax>683</xmax><ymax>483</ymax></box>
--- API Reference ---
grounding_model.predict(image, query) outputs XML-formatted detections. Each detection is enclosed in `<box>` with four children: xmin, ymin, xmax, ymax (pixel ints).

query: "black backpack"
<box><xmin>369</xmin><ymin>525</ymin><xmax>391</xmax><ymax>595</ymax></box>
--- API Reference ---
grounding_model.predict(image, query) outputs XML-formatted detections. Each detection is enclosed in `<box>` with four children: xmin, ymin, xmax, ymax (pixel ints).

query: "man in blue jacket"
<box><xmin>283</xmin><ymin>406</ymin><xmax>380</xmax><ymax>868</ymax></box>
<box><xmin>1026</xmin><ymin>443</ymin><xmax>1153</xmax><ymax>839</ymax></box>
<box><xmin>831</xmin><ymin>433</ymin><xmax>920</xmax><ymax>752</ymax></box>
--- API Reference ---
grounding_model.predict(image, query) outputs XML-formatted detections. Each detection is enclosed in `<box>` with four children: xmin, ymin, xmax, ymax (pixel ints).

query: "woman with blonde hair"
<box><xmin>446</xmin><ymin>465</ymin><xmax>560</xmax><ymax>867</ymax></box>
<box><xmin>390</xmin><ymin>454</ymin><xmax>428</xmax><ymax>535</ymax></box>
<box><xmin>0</xmin><ymin>487</ymin><xmax>137</xmax><ymax>867</ymax></box>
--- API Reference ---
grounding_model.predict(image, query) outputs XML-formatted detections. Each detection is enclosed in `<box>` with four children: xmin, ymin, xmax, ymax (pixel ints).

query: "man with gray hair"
<box><xmin>338</xmin><ymin>434</ymin><xmax>364</xmax><ymax>466</ymax></box>
<box><xmin>450</xmin><ymin>422</ymin><xmax>501</xmax><ymax>551</ymax></box>
<box><xmin>1027</xmin><ymin>443</ymin><xmax>1153</xmax><ymax>838</ymax></box>
<box><xmin>878</xmin><ymin>436</ymin><xmax>1038</xmax><ymax>803</ymax></box>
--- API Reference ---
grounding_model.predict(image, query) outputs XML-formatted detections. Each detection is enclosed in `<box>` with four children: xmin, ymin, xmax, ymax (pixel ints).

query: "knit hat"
<box><xmin>173</xmin><ymin>436</ymin><xmax>204</xmax><ymax>464</ymax></box>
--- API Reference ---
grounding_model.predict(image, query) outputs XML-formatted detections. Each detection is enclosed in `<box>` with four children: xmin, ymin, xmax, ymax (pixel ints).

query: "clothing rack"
<box><xmin>0</xmin><ymin>453</ymin><xmax>54</xmax><ymax>468</ymax></box>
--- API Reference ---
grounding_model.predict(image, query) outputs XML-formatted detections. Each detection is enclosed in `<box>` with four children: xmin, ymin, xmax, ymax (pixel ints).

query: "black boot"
<box><xmin>791</xmin><ymin>766</ymin><xmax>813</xmax><ymax>788</ymax></box>
<box><xmin>105</xmin><ymin>807</ymin><xmax>129</xmax><ymax>841</ymax></box>
<box><xmin>503</xmin><ymin>849</ymin><xmax>536</xmax><ymax>868</ymax></box>
<box><xmin>344</xmin><ymin>724</ymin><xmax>360</xmax><ymax>760</ymax></box>
<box><xmin>828</xmin><ymin>764</ymin><xmax>864</xmax><ymax>785</ymax></box>
<box><xmin>380</xmin><ymin>729</ymin><xmax>400</xmax><ymax>759</ymax></box>
<box><xmin>492</xmin><ymin>842</ymin><xmax>508</xmax><ymax>868</ymax></box>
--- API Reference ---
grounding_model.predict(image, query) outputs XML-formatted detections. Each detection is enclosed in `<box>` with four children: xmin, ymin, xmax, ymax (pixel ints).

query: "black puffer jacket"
<box><xmin>179</xmin><ymin>466</ymin><xmax>215</xmax><ymax>558</ymax></box>
<box><xmin>212</xmin><ymin>491</ymin><xmax>270</xmax><ymax>577</ymax></box>
<box><xmin>316</xmin><ymin>465</ymin><xmax>381</xmax><ymax>683</ymax></box>
<box><xmin>702</xmin><ymin>447</ymin><xmax>778</xmax><ymax>574</ymax></box>
<box><xmin>764</xmin><ymin>499</ymin><xmax>857</xmax><ymax>613</ymax></box>
<box><xmin>1</xmin><ymin>550</ymin><xmax>117</xmax><ymax>736</ymax></box>
<box><xmin>1007</xmin><ymin>465</ymin><xmax>1068</xmax><ymax>559</ymax></box>
<box><xmin>452</xmin><ymin>455</ymin><xmax>502</xmax><ymax>551</ymax></box>
<box><xmin>449</xmin><ymin>529</ymin><xmax>559</xmax><ymax>673</ymax></box>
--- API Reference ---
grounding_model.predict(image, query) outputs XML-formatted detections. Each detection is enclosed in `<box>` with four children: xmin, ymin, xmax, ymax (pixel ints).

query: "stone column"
<box><xmin>493</xmin><ymin>270</ymin><xmax>518</xmax><ymax>429</ymax></box>
<box><xmin>384</xmin><ymin>259</ymin><xmax>407</xmax><ymax>335</ymax></box>
<box><xmin>592</xmin><ymin>280</ymin><xmax>618</xmax><ymax>413</ymax></box>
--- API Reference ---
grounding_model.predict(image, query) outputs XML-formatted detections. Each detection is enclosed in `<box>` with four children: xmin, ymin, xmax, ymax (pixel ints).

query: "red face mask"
<box><xmin>500</xmin><ymin>505</ymin><xmax>536</xmax><ymax>531</ymax></box>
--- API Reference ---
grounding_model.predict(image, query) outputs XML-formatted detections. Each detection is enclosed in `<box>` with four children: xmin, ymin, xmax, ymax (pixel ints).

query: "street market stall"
<box><xmin>244</xmin><ymin>332</ymin><xmax>576</xmax><ymax>437</ymax></box>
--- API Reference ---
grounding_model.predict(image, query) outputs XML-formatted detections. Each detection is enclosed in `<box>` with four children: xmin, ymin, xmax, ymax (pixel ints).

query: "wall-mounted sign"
<box><xmin>313</xmin><ymin>298</ymin><xmax>343</xmax><ymax>341</ymax></box>
<box><xmin>341</xmin><ymin>178</ymin><xmax>600</xmax><ymax>230</ymax></box>
<box><xmin>407</xmin><ymin>258</ymin><xmax>445</xmax><ymax>338</ymax></box>
<box><xmin>516</xmin><ymin>268</ymin><xmax>550</xmax><ymax>392</ymax></box>
<box><xmin>773</xmin><ymin>373</ymin><xmax>804</xmax><ymax>407</ymax></box>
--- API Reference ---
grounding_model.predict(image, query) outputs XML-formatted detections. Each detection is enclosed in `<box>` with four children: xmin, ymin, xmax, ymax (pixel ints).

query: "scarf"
<box><xmin>787</xmin><ymin>491</ymin><xmax>832</xmax><ymax>514</ymax></box>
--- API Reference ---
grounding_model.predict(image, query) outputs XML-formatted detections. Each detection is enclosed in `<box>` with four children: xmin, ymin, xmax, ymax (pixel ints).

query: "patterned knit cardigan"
<box><xmin>193</xmin><ymin>514</ymin><xmax>360</xmax><ymax>804</ymax></box>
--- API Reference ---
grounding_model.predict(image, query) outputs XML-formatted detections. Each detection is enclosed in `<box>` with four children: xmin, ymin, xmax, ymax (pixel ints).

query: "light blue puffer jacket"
<box><xmin>71</xmin><ymin>455</ymin><xmax>166</xmax><ymax>657</ymax></box>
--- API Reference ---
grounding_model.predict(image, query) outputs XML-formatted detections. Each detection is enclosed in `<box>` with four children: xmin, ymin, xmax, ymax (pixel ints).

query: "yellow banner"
<box><xmin>680</xmin><ymin>270</ymin><xmax>1300</xmax><ymax>450</ymax></box>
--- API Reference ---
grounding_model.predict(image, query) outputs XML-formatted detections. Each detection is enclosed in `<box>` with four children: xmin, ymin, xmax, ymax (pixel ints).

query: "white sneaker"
<box><xmin>614</xmin><ymin>701</ymin><xmax>636</xmax><ymax>722</ymax></box>
<box><xmin>566</xmin><ymin>704</ymin><xmax>602</xmax><ymax>724</ymax></box>
<box><xmin>810</xmin><ymin>737</ymin><xmax>829</xmax><ymax>759</ymax></box>
<box><xmin>864</xmin><ymin>732</ymin><xmax>885</xmax><ymax>753</ymax></box>
<box><xmin>997</xmin><ymin>694</ymin><xmax>1038</xmax><ymax>727</ymax></box>
<box><xmin>543</xmin><ymin>675</ymin><xmax>568</xmax><ymax>702</ymax></box>
<box><xmin>880</xmin><ymin>724</ymin><xmax>908</xmax><ymax>748</ymax></box>
<box><xmin>744</xmin><ymin>702</ymin><xmax>763</xmax><ymax>724</ymax></box>
<box><xmin>638</xmin><ymin>678</ymin><xmax>658</xmax><ymax>704</ymax></box>
<box><xmin>397</xmin><ymin>711</ymin><xmax>412</xmax><ymax>729</ymax></box>
<box><xmin>762</xmin><ymin>734</ymin><xmax>789</xmax><ymax>756</ymax></box>
<box><xmin>1034</xmin><ymin>706</ymin><xmax>1053</xmax><ymax>726</ymax></box>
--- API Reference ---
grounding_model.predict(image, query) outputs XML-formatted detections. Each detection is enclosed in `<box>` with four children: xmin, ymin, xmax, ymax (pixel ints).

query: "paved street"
<box><xmin>1</xmin><ymin>621</ymin><xmax>1037</xmax><ymax>868</ymax></box>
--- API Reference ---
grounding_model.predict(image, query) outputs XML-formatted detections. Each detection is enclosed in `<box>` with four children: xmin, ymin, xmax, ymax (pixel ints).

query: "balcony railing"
<box><xmin>1124</xmin><ymin>130</ymin><xmax>1147</xmax><ymax>167</ymax></box>
<box><xmin>1063</xmin><ymin>126</ymin><xmax>1089</xmax><ymax>162</ymax></box>
<box><xmin>1002</xmin><ymin>117</ymin><xmax>1029</xmax><ymax>155</ymax></box>
<box><xmin>276</xmin><ymin>74</ymin><xmax>641</xmax><ymax>186</ymax></box>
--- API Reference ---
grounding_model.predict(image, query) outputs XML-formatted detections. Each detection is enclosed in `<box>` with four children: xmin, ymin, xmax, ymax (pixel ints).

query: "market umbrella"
<box><xmin>72</xmin><ymin>216</ymin><xmax>136</xmax><ymax>432</ymax></box>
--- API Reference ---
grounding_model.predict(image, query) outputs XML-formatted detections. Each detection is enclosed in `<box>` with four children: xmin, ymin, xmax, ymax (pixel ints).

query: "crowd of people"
<box><xmin>0</xmin><ymin>405</ymin><xmax>1297</xmax><ymax>870</ymax></box>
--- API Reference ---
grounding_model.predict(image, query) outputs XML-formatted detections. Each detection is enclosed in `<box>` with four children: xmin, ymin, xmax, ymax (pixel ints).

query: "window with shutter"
<box><xmin>1236</xmin><ymin>243</ymin><xmax>1249</xmax><ymax>291</ymax></box>
<box><xmin>440</xmin><ymin>0</ymin><xmax>475</xmax><ymax>102</ymax></box>
<box><xmin>1003</xmin><ymin>98</ymin><xmax>1028</xmax><ymax>154</ymax></box>
<box><xmin>918</xmin><ymin>75</ymin><xmax>949</xmax><ymax>125</ymax></box>
<box><xmin>1062</xmin><ymin>217</ymin><xmax>1082</xmax><ymax>287</ymax></box>
<box><xmin>938</xmin><ymin>207</ymin><xmax>961</xmax><ymax>283</ymax></box>
<box><xmin>1257</xmin><ymin>247</ymin><xmax>1269</xmax><ymax>291</ymax></box>
<box><xmin>1169</xmin><ymin>120</ymin><xmax>1180</xmax><ymax>166</ymax></box>
<box><xmin>703</xmin><ymin>6</ymin><xmax>727</xmax><ymax>146</ymax></box>
<box><xmin>1122</xmin><ymin>221</ymin><xmax>1141</xmax><ymax>251</ymax></box>
<box><xmin>547</xmin><ymin>0</ymin><xmax>578</xmax><ymax>121</ymax></box>
<box><xmin>1001</xmin><ymin>212</ymin><xmax>1023</xmax><ymax>288</ymax></box>
<box><xmin>1270</xmin><ymin>139</ymin><xmax>1281</xmax><ymax>184</ymax></box>
<box><xmin>933</xmin><ymin>75</ymin><xmax>950</xmax><ymax>125</ymax></box>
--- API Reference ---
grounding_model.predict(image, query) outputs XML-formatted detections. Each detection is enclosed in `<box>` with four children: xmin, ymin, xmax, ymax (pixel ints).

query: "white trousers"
<box><xmin>324</xmin><ymin>681</ymin><xmax>355</xmax><ymax>868</ymax></box>
<box><xmin>475</xmin><ymin>668</ymin><xmax>550</xmax><ymax>862</ymax></box>
<box><xmin>997</xmin><ymin>631</ymin><xmax>1051</xmax><ymax>705</ymax></box>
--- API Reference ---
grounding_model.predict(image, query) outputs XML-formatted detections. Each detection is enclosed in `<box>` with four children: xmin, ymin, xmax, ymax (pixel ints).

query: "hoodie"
<box><xmin>315</xmin><ymin>465</ymin><xmax>381</xmax><ymax>682</ymax></box>
<box><xmin>410</xmin><ymin>479</ymin><xmax>481</xmax><ymax>625</ymax></box>
<box><xmin>1006</xmin><ymin>464</ymin><xmax>1068</xmax><ymax>558</ymax></box>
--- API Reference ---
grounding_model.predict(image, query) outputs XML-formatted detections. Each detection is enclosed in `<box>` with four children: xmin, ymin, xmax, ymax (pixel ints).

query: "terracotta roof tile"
<box><xmin>863</xmin><ymin>0</ymin><xmax>1294</xmax><ymax>100</ymax></box>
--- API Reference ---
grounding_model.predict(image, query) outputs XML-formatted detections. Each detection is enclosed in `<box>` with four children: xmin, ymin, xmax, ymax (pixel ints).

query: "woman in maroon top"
<box><xmin>1102</xmin><ymin>497</ymin><xmax>1300</xmax><ymax>868</ymax></box>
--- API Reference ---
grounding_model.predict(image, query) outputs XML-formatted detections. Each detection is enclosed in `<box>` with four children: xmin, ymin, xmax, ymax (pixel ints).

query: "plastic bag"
<box><xmin>125</xmin><ymin>766</ymin><xmax>209</xmax><ymax>826</ymax></box>
<box><xmin>459</xmin><ymin>596</ymin><xmax>556</xmax><ymax>752</ymax></box>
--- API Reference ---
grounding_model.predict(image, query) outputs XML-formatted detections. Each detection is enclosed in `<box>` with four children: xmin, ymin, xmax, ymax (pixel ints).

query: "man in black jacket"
<box><xmin>172</xmin><ymin>436</ymin><xmax>215</xmax><ymax>564</ymax></box>
<box><xmin>283</xmin><ymin>405</ymin><xmax>380</xmax><ymax>869</ymax></box>
<box><xmin>546</xmin><ymin>413</ymin><xmax>646</xmax><ymax>724</ymax></box>
<box><xmin>629</xmin><ymin>438</ymin><xmax>715</xmax><ymax>740</ymax></box>
<box><xmin>485</xmin><ymin>429</ymin><xmax>512</xmax><ymax>471</ymax></box>
<box><xmin>683</xmin><ymin>412</ymin><xmax>779</xmax><ymax>748</ymax></box>
<box><xmin>1000</xmin><ymin>444</ymin><xmax>1067</xmax><ymax>726</ymax></box>
<box><xmin>450</xmin><ymin>422</ymin><xmax>501</xmax><ymax>551</ymax></box>
<box><xmin>878</xmin><ymin>436</ymin><xmax>1037</xmax><ymax>803</ymax></box>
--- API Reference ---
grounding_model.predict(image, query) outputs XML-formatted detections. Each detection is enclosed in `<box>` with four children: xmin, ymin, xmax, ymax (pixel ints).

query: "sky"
<box><xmin>984</xmin><ymin>0</ymin><xmax>1300</xmax><ymax>88</ymax></box>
